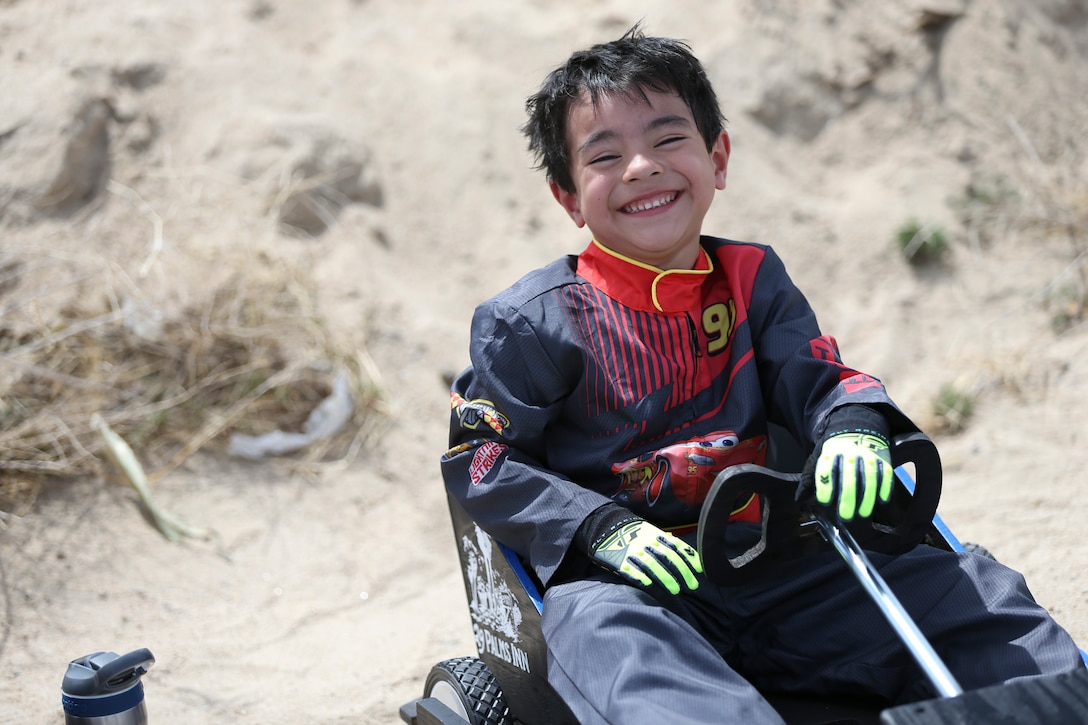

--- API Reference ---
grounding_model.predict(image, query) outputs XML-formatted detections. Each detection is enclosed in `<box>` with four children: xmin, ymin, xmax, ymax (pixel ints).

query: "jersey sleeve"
<box><xmin>743</xmin><ymin>246</ymin><xmax>916</xmax><ymax>449</ymax></box>
<box><xmin>441</xmin><ymin>298</ymin><xmax>610</xmax><ymax>588</ymax></box>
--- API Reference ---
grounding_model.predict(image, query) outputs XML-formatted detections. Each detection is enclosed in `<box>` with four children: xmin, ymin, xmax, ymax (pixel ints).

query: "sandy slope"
<box><xmin>2</xmin><ymin>1</ymin><xmax>1087</xmax><ymax>722</ymax></box>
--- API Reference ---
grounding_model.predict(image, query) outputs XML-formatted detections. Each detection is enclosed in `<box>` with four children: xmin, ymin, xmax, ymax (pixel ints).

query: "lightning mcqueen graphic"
<box><xmin>610</xmin><ymin>431</ymin><xmax>767</xmax><ymax>518</ymax></box>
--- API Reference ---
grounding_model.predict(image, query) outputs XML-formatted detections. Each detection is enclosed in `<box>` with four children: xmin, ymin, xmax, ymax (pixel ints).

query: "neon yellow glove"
<box><xmin>592</xmin><ymin>519</ymin><xmax>703</xmax><ymax>594</ymax></box>
<box><xmin>815</xmin><ymin>430</ymin><xmax>893</xmax><ymax>521</ymax></box>
<box><xmin>576</xmin><ymin>504</ymin><xmax>702</xmax><ymax>594</ymax></box>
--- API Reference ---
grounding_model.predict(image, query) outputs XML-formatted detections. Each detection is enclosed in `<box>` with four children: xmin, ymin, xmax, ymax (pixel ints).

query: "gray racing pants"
<box><xmin>540</xmin><ymin>544</ymin><xmax>1084</xmax><ymax>725</ymax></box>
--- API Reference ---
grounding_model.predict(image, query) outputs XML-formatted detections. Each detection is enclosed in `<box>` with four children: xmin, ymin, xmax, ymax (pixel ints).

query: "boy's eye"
<box><xmin>588</xmin><ymin>153</ymin><xmax>620</xmax><ymax>165</ymax></box>
<box><xmin>656</xmin><ymin>135</ymin><xmax>685</xmax><ymax>147</ymax></box>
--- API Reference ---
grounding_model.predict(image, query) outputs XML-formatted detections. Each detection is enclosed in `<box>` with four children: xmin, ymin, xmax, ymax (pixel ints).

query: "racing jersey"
<box><xmin>442</xmin><ymin>236</ymin><xmax>912</xmax><ymax>587</ymax></box>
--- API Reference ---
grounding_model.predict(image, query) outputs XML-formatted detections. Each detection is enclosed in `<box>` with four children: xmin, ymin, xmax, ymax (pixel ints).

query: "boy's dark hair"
<box><xmin>523</xmin><ymin>23</ymin><xmax>726</xmax><ymax>194</ymax></box>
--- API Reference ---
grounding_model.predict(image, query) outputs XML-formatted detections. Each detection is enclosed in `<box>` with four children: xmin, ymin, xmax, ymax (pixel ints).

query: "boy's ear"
<box><xmin>713</xmin><ymin>131</ymin><xmax>731</xmax><ymax>191</ymax></box>
<box><xmin>550</xmin><ymin>180</ymin><xmax>586</xmax><ymax>228</ymax></box>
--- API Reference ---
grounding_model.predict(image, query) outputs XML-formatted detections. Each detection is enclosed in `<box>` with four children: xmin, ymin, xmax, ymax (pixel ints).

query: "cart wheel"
<box><xmin>424</xmin><ymin>656</ymin><xmax>513</xmax><ymax>725</ymax></box>
<box><xmin>963</xmin><ymin>541</ymin><xmax>997</xmax><ymax>560</ymax></box>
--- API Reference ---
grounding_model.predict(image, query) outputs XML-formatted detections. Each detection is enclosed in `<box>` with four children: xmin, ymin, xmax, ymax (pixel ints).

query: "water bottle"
<box><xmin>61</xmin><ymin>648</ymin><xmax>155</xmax><ymax>725</ymax></box>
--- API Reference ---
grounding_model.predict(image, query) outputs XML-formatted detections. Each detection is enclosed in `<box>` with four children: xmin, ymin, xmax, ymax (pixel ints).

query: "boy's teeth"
<box><xmin>625</xmin><ymin>194</ymin><xmax>675</xmax><ymax>213</ymax></box>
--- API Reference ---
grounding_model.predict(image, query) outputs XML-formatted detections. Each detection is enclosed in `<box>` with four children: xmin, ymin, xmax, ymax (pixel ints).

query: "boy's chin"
<box><xmin>609</xmin><ymin>240</ymin><xmax>702</xmax><ymax>269</ymax></box>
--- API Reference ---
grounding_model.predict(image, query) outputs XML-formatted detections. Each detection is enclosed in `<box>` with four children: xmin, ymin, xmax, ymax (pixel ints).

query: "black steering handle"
<box><xmin>697</xmin><ymin>431</ymin><xmax>942</xmax><ymax>586</ymax></box>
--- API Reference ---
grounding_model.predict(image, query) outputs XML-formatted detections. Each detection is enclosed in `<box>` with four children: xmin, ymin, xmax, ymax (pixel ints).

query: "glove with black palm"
<box><xmin>809</xmin><ymin>405</ymin><xmax>894</xmax><ymax>522</ymax></box>
<box><xmin>575</xmin><ymin>503</ymin><xmax>702</xmax><ymax>595</ymax></box>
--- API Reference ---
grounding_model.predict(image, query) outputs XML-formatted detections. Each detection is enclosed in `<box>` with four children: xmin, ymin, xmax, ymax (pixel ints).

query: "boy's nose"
<box><xmin>623</xmin><ymin>153</ymin><xmax>662</xmax><ymax>182</ymax></box>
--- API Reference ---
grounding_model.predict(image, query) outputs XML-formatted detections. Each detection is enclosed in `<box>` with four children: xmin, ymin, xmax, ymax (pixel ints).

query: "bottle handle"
<box><xmin>95</xmin><ymin>648</ymin><xmax>155</xmax><ymax>694</ymax></box>
<box><xmin>65</xmin><ymin>649</ymin><xmax>156</xmax><ymax>696</ymax></box>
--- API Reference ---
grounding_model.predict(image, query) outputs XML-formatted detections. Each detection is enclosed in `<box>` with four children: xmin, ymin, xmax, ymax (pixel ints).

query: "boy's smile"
<box><xmin>551</xmin><ymin>89</ymin><xmax>730</xmax><ymax>270</ymax></box>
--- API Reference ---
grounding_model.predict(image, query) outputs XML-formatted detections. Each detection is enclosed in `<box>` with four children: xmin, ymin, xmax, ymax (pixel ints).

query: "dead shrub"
<box><xmin>0</xmin><ymin>255</ymin><xmax>381</xmax><ymax>517</ymax></box>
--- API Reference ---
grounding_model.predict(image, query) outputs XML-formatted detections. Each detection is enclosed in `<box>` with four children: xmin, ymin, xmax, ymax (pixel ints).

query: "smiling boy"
<box><xmin>552</xmin><ymin>87</ymin><xmax>728</xmax><ymax>270</ymax></box>
<box><xmin>442</xmin><ymin>25</ymin><xmax>1082</xmax><ymax>724</ymax></box>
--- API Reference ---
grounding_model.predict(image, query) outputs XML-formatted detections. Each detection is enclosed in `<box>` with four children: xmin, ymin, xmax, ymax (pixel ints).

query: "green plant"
<box><xmin>1044</xmin><ymin>280</ymin><xmax>1087</xmax><ymax>333</ymax></box>
<box><xmin>896</xmin><ymin>219</ymin><xmax>949</xmax><ymax>266</ymax></box>
<box><xmin>932</xmin><ymin>384</ymin><xmax>975</xmax><ymax>434</ymax></box>
<box><xmin>950</xmin><ymin>174</ymin><xmax>1021</xmax><ymax>248</ymax></box>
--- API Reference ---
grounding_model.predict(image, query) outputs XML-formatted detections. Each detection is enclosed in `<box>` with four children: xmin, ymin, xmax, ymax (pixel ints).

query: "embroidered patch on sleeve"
<box><xmin>451</xmin><ymin>392</ymin><xmax>511</xmax><ymax>435</ymax></box>
<box><xmin>841</xmin><ymin>373</ymin><xmax>883</xmax><ymax>394</ymax></box>
<box><xmin>470</xmin><ymin>441</ymin><xmax>507</xmax><ymax>485</ymax></box>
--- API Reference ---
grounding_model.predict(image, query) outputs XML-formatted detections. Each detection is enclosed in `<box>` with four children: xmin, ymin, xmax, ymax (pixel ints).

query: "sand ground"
<box><xmin>2</xmin><ymin>1</ymin><xmax>1088</xmax><ymax>722</ymax></box>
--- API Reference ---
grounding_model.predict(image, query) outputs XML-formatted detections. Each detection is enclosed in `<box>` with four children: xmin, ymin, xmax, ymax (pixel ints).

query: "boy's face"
<box><xmin>551</xmin><ymin>88</ymin><xmax>730</xmax><ymax>270</ymax></box>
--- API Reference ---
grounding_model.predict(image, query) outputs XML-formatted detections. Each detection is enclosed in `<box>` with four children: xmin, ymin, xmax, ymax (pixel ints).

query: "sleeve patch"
<box><xmin>470</xmin><ymin>441</ymin><xmax>507</xmax><ymax>485</ymax></box>
<box><xmin>451</xmin><ymin>391</ymin><xmax>511</xmax><ymax>435</ymax></box>
<box><xmin>841</xmin><ymin>373</ymin><xmax>884</xmax><ymax>394</ymax></box>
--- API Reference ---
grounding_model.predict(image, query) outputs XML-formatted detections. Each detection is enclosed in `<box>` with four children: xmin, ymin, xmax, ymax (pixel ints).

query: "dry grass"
<box><xmin>930</xmin><ymin>124</ymin><xmax>1088</xmax><ymax>435</ymax></box>
<box><xmin>999</xmin><ymin>119</ymin><xmax>1088</xmax><ymax>332</ymax></box>
<box><xmin>0</xmin><ymin>250</ymin><xmax>382</xmax><ymax>517</ymax></box>
<box><xmin>930</xmin><ymin>383</ymin><xmax>976</xmax><ymax>435</ymax></box>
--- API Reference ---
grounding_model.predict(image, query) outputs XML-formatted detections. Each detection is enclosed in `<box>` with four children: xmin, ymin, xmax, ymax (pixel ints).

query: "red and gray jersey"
<box><xmin>443</xmin><ymin>237</ymin><xmax>911</xmax><ymax>587</ymax></box>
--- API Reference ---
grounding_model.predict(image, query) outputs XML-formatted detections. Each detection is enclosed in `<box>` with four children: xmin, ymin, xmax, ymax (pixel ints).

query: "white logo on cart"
<box><xmin>462</xmin><ymin>525</ymin><xmax>531</xmax><ymax>673</ymax></box>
